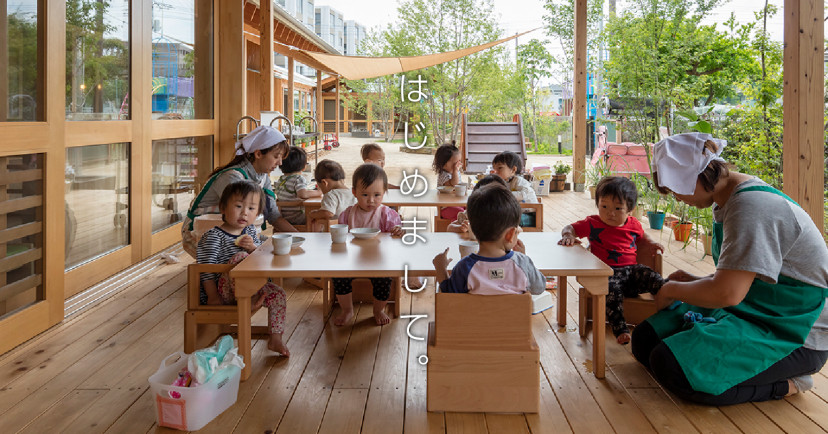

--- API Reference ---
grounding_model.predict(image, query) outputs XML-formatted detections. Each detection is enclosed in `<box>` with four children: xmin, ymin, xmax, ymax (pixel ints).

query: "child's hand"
<box><xmin>460</xmin><ymin>221</ymin><xmax>470</xmax><ymax>233</ymax></box>
<box><xmin>513</xmin><ymin>238</ymin><xmax>526</xmax><ymax>254</ymax></box>
<box><xmin>433</xmin><ymin>248</ymin><xmax>452</xmax><ymax>270</ymax></box>
<box><xmin>390</xmin><ymin>225</ymin><xmax>405</xmax><ymax>237</ymax></box>
<box><xmin>667</xmin><ymin>270</ymin><xmax>699</xmax><ymax>282</ymax></box>
<box><xmin>558</xmin><ymin>234</ymin><xmax>581</xmax><ymax>246</ymax></box>
<box><xmin>453</xmin><ymin>159</ymin><xmax>463</xmax><ymax>174</ymax></box>
<box><xmin>236</xmin><ymin>234</ymin><xmax>256</xmax><ymax>252</ymax></box>
<box><xmin>653</xmin><ymin>242</ymin><xmax>665</xmax><ymax>254</ymax></box>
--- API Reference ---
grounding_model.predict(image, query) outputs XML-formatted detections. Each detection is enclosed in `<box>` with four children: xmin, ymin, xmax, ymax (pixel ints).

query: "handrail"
<box><xmin>268</xmin><ymin>115</ymin><xmax>294</xmax><ymax>147</ymax></box>
<box><xmin>234</xmin><ymin>116</ymin><xmax>260</xmax><ymax>142</ymax></box>
<box><xmin>297</xmin><ymin>115</ymin><xmax>320</xmax><ymax>166</ymax></box>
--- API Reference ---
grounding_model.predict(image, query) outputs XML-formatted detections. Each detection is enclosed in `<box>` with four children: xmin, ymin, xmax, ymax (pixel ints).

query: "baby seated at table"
<box><xmin>308</xmin><ymin>159</ymin><xmax>356</xmax><ymax>231</ymax></box>
<box><xmin>333</xmin><ymin>164</ymin><xmax>405</xmax><ymax>326</ymax></box>
<box><xmin>490</xmin><ymin>151</ymin><xmax>538</xmax><ymax>228</ymax></box>
<box><xmin>361</xmin><ymin>143</ymin><xmax>399</xmax><ymax>189</ymax></box>
<box><xmin>433</xmin><ymin>182</ymin><xmax>546</xmax><ymax>296</ymax></box>
<box><xmin>447</xmin><ymin>175</ymin><xmax>508</xmax><ymax>235</ymax></box>
<box><xmin>558</xmin><ymin>176</ymin><xmax>665</xmax><ymax>345</ymax></box>
<box><xmin>197</xmin><ymin>180</ymin><xmax>289</xmax><ymax>356</ymax></box>
<box><xmin>433</xmin><ymin>141</ymin><xmax>465</xmax><ymax>221</ymax></box>
<box><xmin>275</xmin><ymin>146</ymin><xmax>322</xmax><ymax>225</ymax></box>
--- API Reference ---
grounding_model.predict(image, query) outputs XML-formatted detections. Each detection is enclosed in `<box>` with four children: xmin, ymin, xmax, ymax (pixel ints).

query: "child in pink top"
<box><xmin>333</xmin><ymin>164</ymin><xmax>404</xmax><ymax>327</ymax></box>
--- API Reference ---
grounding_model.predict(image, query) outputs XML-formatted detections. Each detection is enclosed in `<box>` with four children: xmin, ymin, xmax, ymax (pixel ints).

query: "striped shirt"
<box><xmin>275</xmin><ymin>173</ymin><xmax>310</xmax><ymax>224</ymax></box>
<box><xmin>197</xmin><ymin>225</ymin><xmax>260</xmax><ymax>285</ymax></box>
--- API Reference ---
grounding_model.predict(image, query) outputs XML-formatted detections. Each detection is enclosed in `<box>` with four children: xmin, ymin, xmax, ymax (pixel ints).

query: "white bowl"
<box><xmin>437</xmin><ymin>186</ymin><xmax>455</xmax><ymax>194</ymax></box>
<box><xmin>350</xmin><ymin>227</ymin><xmax>380</xmax><ymax>239</ymax></box>
<box><xmin>291</xmin><ymin>236</ymin><xmax>305</xmax><ymax>248</ymax></box>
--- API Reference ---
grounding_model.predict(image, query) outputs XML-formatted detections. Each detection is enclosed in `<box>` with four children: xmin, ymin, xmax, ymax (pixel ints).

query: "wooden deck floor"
<box><xmin>2</xmin><ymin>190</ymin><xmax>827</xmax><ymax>433</ymax></box>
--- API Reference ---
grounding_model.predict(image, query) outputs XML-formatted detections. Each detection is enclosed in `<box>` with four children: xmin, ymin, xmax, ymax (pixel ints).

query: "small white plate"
<box><xmin>350</xmin><ymin>228</ymin><xmax>380</xmax><ymax>239</ymax></box>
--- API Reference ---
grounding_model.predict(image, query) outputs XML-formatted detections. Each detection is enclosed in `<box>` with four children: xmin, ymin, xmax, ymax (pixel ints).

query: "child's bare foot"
<box><xmin>334</xmin><ymin>309</ymin><xmax>354</xmax><ymax>326</ymax></box>
<box><xmin>268</xmin><ymin>333</ymin><xmax>290</xmax><ymax>356</ymax></box>
<box><xmin>616</xmin><ymin>332</ymin><xmax>631</xmax><ymax>345</ymax></box>
<box><xmin>373</xmin><ymin>301</ymin><xmax>390</xmax><ymax>326</ymax></box>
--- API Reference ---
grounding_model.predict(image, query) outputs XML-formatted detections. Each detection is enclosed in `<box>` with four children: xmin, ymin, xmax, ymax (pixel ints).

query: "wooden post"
<box><xmin>316</xmin><ymin>70</ymin><xmax>322</xmax><ymax>127</ymax></box>
<box><xmin>335</xmin><ymin>76</ymin><xmax>341</xmax><ymax>139</ymax></box>
<box><xmin>782</xmin><ymin>0</ymin><xmax>824</xmax><ymax>229</ymax></box>
<box><xmin>218</xmin><ymin>0</ymin><xmax>245</xmax><ymax>165</ymax></box>
<box><xmin>572</xmin><ymin>0</ymin><xmax>587</xmax><ymax>192</ymax></box>
<box><xmin>259</xmin><ymin>0</ymin><xmax>274</xmax><ymax>113</ymax></box>
<box><xmin>287</xmin><ymin>57</ymin><xmax>294</xmax><ymax>124</ymax></box>
<box><xmin>0</xmin><ymin>0</ymin><xmax>7</xmax><ymax>121</ymax></box>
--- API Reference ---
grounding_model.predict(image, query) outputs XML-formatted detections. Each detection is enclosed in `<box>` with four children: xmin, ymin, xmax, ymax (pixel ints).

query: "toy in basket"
<box><xmin>149</xmin><ymin>336</ymin><xmax>244</xmax><ymax>431</ymax></box>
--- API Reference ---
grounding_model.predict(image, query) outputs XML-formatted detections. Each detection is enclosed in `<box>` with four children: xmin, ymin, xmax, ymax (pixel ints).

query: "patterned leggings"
<box><xmin>607</xmin><ymin>264</ymin><xmax>665</xmax><ymax>337</ymax></box>
<box><xmin>332</xmin><ymin>277</ymin><xmax>392</xmax><ymax>301</ymax></box>
<box><xmin>217</xmin><ymin>252</ymin><xmax>287</xmax><ymax>334</ymax></box>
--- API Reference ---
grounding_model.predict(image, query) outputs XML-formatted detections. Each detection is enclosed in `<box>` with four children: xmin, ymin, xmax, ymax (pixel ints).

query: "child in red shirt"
<box><xmin>559</xmin><ymin>176</ymin><xmax>665</xmax><ymax>344</ymax></box>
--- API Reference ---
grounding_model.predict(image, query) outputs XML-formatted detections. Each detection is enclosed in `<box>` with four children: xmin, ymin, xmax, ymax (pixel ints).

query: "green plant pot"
<box><xmin>647</xmin><ymin>211</ymin><xmax>665</xmax><ymax>230</ymax></box>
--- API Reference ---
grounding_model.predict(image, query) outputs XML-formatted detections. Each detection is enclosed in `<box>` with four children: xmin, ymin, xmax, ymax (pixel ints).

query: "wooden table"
<box><xmin>230</xmin><ymin>232</ymin><xmax>611</xmax><ymax>380</ymax></box>
<box><xmin>302</xmin><ymin>189</ymin><xmax>543</xmax><ymax>232</ymax></box>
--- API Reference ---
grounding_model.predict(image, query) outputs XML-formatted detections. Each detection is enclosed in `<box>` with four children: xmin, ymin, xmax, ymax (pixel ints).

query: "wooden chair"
<box><xmin>184</xmin><ymin>263</ymin><xmax>269</xmax><ymax>354</ymax></box>
<box><xmin>275</xmin><ymin>200</ymin><xmax>308</xmax><ymax>231</ymax></box>
<box><xmin>427</xmin><ymin>292</ymin><xmax>539</xmax><ymax>413</ymax></box>
<box><xmin>578</xmin><ymin>241</ymin><xmax>662</xmax><ymax>336</ymax></box>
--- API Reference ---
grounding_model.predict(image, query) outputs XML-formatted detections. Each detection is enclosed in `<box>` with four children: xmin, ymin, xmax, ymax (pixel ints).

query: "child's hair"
<box><xmin>653</xmin><ymin>139</ymin><xmax>729</xmax><ymax>195</ymax></box>
<box><xmin>595</xmin><ymin>176</ymin><xmax>638</xmax><ymax>211</ymax></box>
<box><xmin>466</xmin><ymin>184</ymin><xmax>521</xmax><ymax>242</ymax></box>
<box><xmin>360</xmin><ymin>143</ymin><xmax>384</xmax><ymax>160</ymax></box>
<box><xmin>280</xmin><ymin>146</ymin><xmax>307</xmax><ymax>173</ymax></box>
<box><xmin>353</xmin><ymin>163</ymin><xmax>388</xmax><ymax>191</ymax></box>
<box><xmin>432</xmin><ymin>142</ymin><xmax>460</xmax><ymax>174</ymax></box>
<box><xmin>492</xmin><ymin>151</ymin><xmax>523</xmax><ymax>175</ymax></box>
<box><xmin>474</xmin><ymin>174</ymin><xmax>508</xmax><ymax>190</ymax></box>
<box><xmin>210</xmin><ymin>140</ymin><xmax>290</xmax><ymax>178</ymax></box>
<box><xmin>218</xmin><ymin>180</ymin><xmax>265</xmax><ymax>216</ymax></box>
<box><xmin>314</xmin><ymin>159</ymin><xmax>346</xmax><ymax>182</ymax></box>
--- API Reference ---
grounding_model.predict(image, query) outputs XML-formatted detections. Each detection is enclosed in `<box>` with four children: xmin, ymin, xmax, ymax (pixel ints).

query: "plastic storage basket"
<box><xmin>148</xmin><ymin>352</ymin><xmax>241</xmax><ymax>431</ymax></box>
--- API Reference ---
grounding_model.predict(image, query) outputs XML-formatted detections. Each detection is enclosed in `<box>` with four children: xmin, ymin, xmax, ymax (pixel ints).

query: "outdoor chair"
<box><xmin>184</xmin><ymin>263</ymin><xmax>269</xmax><ymax>354</ymax></box>
<box><xmin>427</xmin><ymin>292</ymin><xmax>539</xmax><ymax>413</ymax></box>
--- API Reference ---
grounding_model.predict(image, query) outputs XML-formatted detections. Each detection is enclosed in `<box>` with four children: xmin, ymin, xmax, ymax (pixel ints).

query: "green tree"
<box><xmin>517</xmin><ymin>39</ymin><xmax>553</xmax><ymax>152</ymax></box>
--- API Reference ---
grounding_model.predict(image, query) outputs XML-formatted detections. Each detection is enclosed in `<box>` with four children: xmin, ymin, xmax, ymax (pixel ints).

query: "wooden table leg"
<box><xmin>577</xmin><ymin>276</ymin><xmax>608</xmax><ymax>379</ymax></box>
<box><xmin>235</xmin><ymin>277</ymin><xmax>266</xmax><ymax>381</ymax></box>
<box><xmin>557</xmin><ymin>275</ymin><xmax>567</xmax><ymax>326</ymax></box>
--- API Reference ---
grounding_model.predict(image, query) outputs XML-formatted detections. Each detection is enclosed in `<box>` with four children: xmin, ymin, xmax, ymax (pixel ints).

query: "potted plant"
<box><xmin>695</xmin><ymin>207</ymin><xmax>714</xmax><ymax>256</ymax></box>
<box><xmin>551</xmin><ymin>161</ymin><xmax>570</xmax><ymax>192</ymax></box>
<box><xmin>584</xmin><ymin>160</ymin><xmax>607</xmax><ymax>199</ymax></box>
<box><xmin>630</xmin><ymin>172</ymin><xmax>649</xmax><ymax>220</ymax></box>
<box><xmin>642</xmin><ymin>186</ymin><xmax>667</xmax><ymax>229</ymax></box>
<box><xmin>671</xmin><ymin>201</ymin><xmax>693</xmax><ymax>242</ymax></box>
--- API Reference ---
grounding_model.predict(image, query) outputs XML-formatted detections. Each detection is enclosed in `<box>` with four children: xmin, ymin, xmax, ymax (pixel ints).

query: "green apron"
<box><xmin>645</xmin><ymin>185</ymin><xmax>828</xmax><ymax>395</ymax></box>
<box><xmin>185</xmin><ymin>167</ymin><xmax>276</xmax><ymax>231</ymax></box>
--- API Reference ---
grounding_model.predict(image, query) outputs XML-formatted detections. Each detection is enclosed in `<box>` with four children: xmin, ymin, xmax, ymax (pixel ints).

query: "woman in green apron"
<box><xmin>181</xmin><ymin>125</ymin><xmax>297</xmax><ymax>258</ymax></box>
<box><xmin>631</xmin><ymin>133</ymin><xmax>828</xmax><ymax>405</ymax></box>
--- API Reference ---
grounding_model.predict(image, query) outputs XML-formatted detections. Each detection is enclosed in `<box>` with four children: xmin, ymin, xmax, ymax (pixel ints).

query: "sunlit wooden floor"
<box><xmin>2</xmin><ymin>190</ymin><xmax>827</xmax><ymax>433</ymax></box>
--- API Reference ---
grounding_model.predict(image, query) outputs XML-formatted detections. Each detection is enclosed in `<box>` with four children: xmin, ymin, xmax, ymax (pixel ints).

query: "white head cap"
<box><xmin>653</xmin><ymin>133</ymin><xmax>726</xmax><ymax>195</ymax></box>
<box><xmin>235</xmin><ymin>125</ymin><xmax>286</xmax><ymax>156</ymax></box>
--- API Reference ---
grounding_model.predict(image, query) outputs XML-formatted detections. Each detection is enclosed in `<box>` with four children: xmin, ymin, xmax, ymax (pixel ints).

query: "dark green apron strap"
<box><xmin>186</xmin><ymin>167</ymin><xmax>248</xmax><ymax>231</ymax></box>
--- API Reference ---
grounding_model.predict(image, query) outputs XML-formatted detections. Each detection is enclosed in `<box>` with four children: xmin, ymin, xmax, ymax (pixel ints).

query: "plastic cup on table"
<box><xmin>459</xmin><ymin>240</ymin><xmax>479</xmax><ymax>257</ymax></box>
<box><xmin>271</xmin><ymin>234</ymin><xmax>293</xmax><ymax>255</ymax></box>
<box><xmin>330</xmin><ymin>224</ymin><xmax>349</xmax><ymax>244</ymax></box>
<box><xmin>454</xmin><ymin>183</ymin><xmax>468</xmax><ymax>197</ymax></box>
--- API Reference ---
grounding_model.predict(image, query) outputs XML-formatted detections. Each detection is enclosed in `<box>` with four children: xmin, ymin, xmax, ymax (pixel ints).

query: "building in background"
<box><xmin>343</xmin><ymin>20</ymin><xmax>365</xmax><ymax>56</ymax></box>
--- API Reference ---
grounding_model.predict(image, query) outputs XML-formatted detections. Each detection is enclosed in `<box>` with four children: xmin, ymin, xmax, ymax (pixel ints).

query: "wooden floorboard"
<box><xmin>3</xmin><ymin>190</ymin><xmax>827</xmax><ymax>433</ymax></box>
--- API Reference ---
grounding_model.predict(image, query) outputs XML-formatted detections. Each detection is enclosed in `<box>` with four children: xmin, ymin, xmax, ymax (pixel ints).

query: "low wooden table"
<box><xmin>230</xmin><ymin>232</ymin><xmax>611</xmax><ymax>380</ymax></box>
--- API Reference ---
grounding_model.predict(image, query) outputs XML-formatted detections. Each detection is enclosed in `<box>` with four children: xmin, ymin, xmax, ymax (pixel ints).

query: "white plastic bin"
<box><xmin>149</xmin><ymin>352</ymin><xmax>241</xmax><ymax>431</ymax></box>
<box><xmin>533</xmin><ymin>179</ymin><xmax>550</xmax><ymax>196</ymax></box>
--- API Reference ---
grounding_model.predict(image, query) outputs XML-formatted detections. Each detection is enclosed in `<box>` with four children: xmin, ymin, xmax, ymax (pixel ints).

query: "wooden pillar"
<box><xmin>316</xmin><ymin>70</ymin><xmax>322</xmax><ymax>125</ymax></box>
<box><xmin>259</xmin><ymin>0</ymin><xmax>274</xmax><ymax>113</ymax></box>
<box><xmin>287</xmin><ymin>57</ymin><xmax>294</xmax><ymax>123</ymax></box>
<box><xmin>572</xmin><ymin>0</ymin><xmax>587</xmax><ymax>192</ymax></box>
<box><xmin>217</xmin><ymin>0</ymin><xmax>244</xmax><ymax>164</ymax></box>
<box><xmin>782</xmin><ymin>0</ymin><xmax>824</xmax><ymax>228</ymax></box>
<box><xmin>0</xmin><ymin>0</ymin><xmax>7</xmax><ymax>121</ymax></box>
<box><xmin>367</xmin><ymin>100</ymin><xmax>373</xmax><ymax>133</ymax></box>
<box><xmin>335</xmin><ymin>76</ymin><xmax>341</xmax><ymax>138</ymax></box>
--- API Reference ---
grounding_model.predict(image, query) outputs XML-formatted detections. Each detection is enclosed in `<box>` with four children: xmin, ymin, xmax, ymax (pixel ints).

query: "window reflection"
<box><xmin>2</xmin><ymin>0</ymin><xmax>44</xmax><ymax>122</ymax></box>
<box><xmin>151</xmin><ymin>136</ymin><xmax>212</xmax><ymax>233</ymax></box>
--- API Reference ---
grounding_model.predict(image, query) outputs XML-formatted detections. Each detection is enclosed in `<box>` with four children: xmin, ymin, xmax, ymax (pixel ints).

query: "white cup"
<box><xmin>459</xmin><ymin>240</ymin><xmax>479</xmax><ymax>257</ymax></box>
<box><xmin>330</xmin><ymin>224</ymin><xmax>349</xmax><ymax>243</ymax></box>
<box><xmin>454</xmin><ymin>183</ymin><xmax>468</xmax><ymax>197</ymax></box>
<box><xmin>272</xmin><ymin>234</ymin><xmax>293</xmax><ymax>255</ymax></box>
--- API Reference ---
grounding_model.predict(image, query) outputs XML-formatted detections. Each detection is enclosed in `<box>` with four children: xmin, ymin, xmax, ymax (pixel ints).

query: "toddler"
<box><xmin>275</xmin><ymin>146</ymin><xmax>321</xmax><ymax>225</ymax></box>
<box><xmin>361</xmin><ymin>143</ymin><xmax>399</xmax><ymax>189</ymax></box>
<box><xmin>333</xmin><ymin>163</ymin><xmax>405</xmax><ymax>326</ymax></box>
<box><xmin>559</xmin><ymin>176</ymin><xmax>665</xmax><ymax>345</ymax></box>
<box><xmin>197</xmin><ymin>181</ymin><xmax>289</xmax><ymax>355</ymax></box>
<box><xmin>491</xmin><ymin>151</ymin><xmax>538</xmax><ymax>227</ymax></box>
<box><xmin>433</xmin><ymin>183</ymin><xmax>546</xmax><ymax>295</ymax></box>
<box><xmin>447</xmin><ymin>175</ymin><xmax>508</xmax><ymax>234</ymax></box>
<box><xmin>433</xmin><ymin>141</ymin><xmax>464</xmax><ymax>221</ymax></box>
<box><xmin>308</xmin><ymin>159</ymin><xmax>357</xmax><ymax>231</ymax></box>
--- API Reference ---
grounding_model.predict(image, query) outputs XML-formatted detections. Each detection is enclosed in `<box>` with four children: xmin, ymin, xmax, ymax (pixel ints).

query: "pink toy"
<box><xmin>169</xmin><ymin>369</ymin><xmax>194</xmax><ymax>399</ymax></box>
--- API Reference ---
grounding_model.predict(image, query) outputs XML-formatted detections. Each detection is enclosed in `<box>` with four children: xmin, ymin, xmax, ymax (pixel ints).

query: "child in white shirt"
<box><xmin>308</xmin><ymin>159</ymin><xmax>356</xmax><ymax>231</ymax></box>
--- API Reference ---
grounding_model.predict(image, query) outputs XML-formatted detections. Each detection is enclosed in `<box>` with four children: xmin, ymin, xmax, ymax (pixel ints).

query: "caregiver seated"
<box><xmin>181</xmin><ymin>125</ymin><xmax>298</xmax><ymax>258</ymax></box>
<box><xmin>632</xmin><ymin>132</ymin><xmax>828</xmax><ymax>405</ymax></box>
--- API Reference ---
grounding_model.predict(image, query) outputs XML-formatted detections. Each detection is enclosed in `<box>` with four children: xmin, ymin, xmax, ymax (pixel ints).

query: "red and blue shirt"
<box><xmin>571</xmin><ymin>215</ymin><xmax>644</xmax><ymax>267</ymax></box>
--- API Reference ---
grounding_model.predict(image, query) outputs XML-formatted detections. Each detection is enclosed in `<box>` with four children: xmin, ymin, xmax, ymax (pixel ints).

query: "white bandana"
<box><xmin>653</xmin><ymin>133</ymin><xmax>726</xmax><ymax>195</ymax></box>
<box><xmin>235</xmin><ymin>125</ymin><xmax>286</xmax><ymax>156</ymax></box>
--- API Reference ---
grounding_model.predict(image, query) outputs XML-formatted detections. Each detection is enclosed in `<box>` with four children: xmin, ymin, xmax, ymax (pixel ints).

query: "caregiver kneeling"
<box><xmin>632</xmin><ymin>132</ymin><xmax>828</xmax><ymax>405</ymax></box>
<box><xmin>181</xmin><ymin>125</ymin><xmax>297</xmax><ymax>258</ymax></box>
